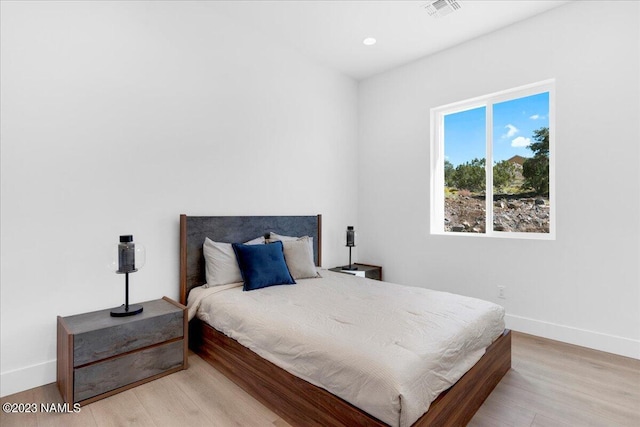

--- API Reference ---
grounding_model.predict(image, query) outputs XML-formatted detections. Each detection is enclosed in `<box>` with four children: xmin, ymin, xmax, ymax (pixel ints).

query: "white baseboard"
<box><xmin>506</xmin><ymin>314</ymin><xmax>640</xmax><ymax>360</ymax></box>
<box><xmin>0</xmin><ymin>360</ymin><xmax>56</xmax><ymax>398</ymax></box>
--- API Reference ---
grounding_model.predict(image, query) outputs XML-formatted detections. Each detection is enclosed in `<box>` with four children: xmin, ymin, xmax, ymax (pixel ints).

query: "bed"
<box><xmin>179</xmin><ymin>214</ymin><xmax>511</xmax><ymax>426</ymax></box>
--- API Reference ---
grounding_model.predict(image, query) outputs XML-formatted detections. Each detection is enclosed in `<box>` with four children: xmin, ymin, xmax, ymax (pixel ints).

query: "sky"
<box><xmin>444</xmin><ymin>92</ymin><xmax>549</xmax><ymax>167</ymax></box>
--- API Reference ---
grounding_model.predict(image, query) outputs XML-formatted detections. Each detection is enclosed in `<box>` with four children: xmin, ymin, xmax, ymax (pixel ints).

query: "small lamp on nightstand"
<box><xmin>110</xmin><ymin>235</ymin><xmax>145</xmax><ymax>317</ymax></box>
<box><xmin>342</xmin><ymin>226</ymin><xmax>358</xmax><ymax>271</ymax></box>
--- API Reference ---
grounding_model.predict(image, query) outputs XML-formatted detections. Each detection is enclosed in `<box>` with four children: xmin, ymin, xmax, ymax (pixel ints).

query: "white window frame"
<box><xmin>430</xmin><ymin>79</ymin><xmax>556</xmax><ymax>240</ymax></box>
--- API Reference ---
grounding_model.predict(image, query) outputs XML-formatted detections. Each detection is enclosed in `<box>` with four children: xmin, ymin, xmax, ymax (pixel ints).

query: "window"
<box><xmin>430</xmin><ymin>80</ymin><xmax>555</xmax><ymax>239</ymax></box>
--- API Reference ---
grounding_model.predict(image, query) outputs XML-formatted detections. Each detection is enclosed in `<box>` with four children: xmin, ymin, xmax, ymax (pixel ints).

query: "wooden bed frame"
<box><xmin>179</xmin><ymin>214</ymin><xmax>511</xmax><ymax>426</ymax></box>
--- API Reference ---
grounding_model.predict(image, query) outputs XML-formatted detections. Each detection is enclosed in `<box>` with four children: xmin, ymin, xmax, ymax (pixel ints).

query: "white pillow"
<box><xmin>202</xmin><ymin>237</ymin><xmax>264</xmax><ymax>287</ymax></box>
<box><xmin>244</xmin><ymin>235</ymin><xmax>266</xmax><ymax>245</ymax></box>
<box><xmin>269</xmin><ymin>232</ymin><xmax>314</xmax><ymax>256</ymax></box>
<box><xmin>281</xmin><ymin>237</ymin><xmax>320</xmax><ymax>280</ymax></box>
<box><xmin>203</xmin><ymin>238</ymin><xmax>241</xmax><ymax>287</ymax></box>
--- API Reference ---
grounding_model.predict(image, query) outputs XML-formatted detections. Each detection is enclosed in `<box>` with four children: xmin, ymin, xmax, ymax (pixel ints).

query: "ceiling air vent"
<box><xmin>422</xmin><ymin>0</ymin><xmax>462</xmax><ymax>18</ymax></box>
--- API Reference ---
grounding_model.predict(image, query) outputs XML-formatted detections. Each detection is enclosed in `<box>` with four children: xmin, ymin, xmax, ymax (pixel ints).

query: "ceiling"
<box><xmin>209</xmin><ymin>1</ymin><xmax>570</xmax><ymax>80</ymax></box>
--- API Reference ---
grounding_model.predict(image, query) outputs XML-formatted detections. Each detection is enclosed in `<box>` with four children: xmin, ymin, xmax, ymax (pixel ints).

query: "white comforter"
<box><xmin>188</xmin><ymin>270</ymin><xmax>505</xmax><ymax>427</ymax></box>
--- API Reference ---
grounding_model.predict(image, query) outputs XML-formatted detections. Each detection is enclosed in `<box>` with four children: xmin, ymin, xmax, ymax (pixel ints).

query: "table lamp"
<box><xmin>110</xmin><ymin>235</ymin><xmax>145</xmax><ymax>317</ymax></box>
<box><xmin>342</xmin><ymin>226</ymin><xmax>358</xmax><ymax>271</ymax></box>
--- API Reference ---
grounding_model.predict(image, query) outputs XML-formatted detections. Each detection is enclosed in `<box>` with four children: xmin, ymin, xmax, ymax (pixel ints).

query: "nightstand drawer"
<box><xmin>74</xmin><ymin>340</ymin><xmax>184</xmax><ymax>402</ymax></box>
<box><xmin>72</xmin><ymin>300</ymin><xmax>184</xmax><ymax>366</ymax></box>
<box><xmin>58</xmin><ymin>297</ymin><xmax>187</xmax><ymax>405</ymax></box>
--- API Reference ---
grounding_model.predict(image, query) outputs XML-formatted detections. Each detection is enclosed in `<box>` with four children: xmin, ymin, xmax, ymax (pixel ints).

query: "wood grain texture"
<box><xmin>74</xmin><ymin>340</ymin><xmax>184</xmax><ymax>402</ymax></box>
<box><xmin>57</xmin><ymin>298</ymin><xmax>187</xmax><ymax>406</ymax></box>
<box><xmin>170</xmin><ymin>355</ymin><xmax>283</xmax><ymax>426</ymax></box>
<box><xmin>3</xmin><ymin>333</ymin><xmax>639</xmax><ymax>427</ymax></box>
<box><xmin>469</xmin><ymin>332</ymin><xmax>640</xmax><ymax>427</ymax></box>
<box><xmin>192</xmin><ymin>318</ymin><xmax>510</xmax><ymax>427</ymax></box>
<box><xmin>35</xmin><ymin>383</ymin><xmax>96</xmax><ymax>427</ymax></box>
<box><xmin>56</xmin><ymin>317</ymin><xmax>73</xmax><ymax>405</ymax></box>
<box><xmin>414</xmin><ymin>329</ymin><xmax>511</xmax><ymax>426</ymax></box>
<box><xmin>316</xmin><ymin>214</ymin><xmax>322</xmax><ymax>267</ymax></box>
<box><xmin>162</xmin><ymin>296</ymin><xmax>189</xmax><ymax>370</ymax></box>
<box><xmin>195</xmin><ymin>319</ymin><xmax>386</xmax><ymax>427</ymax></box>
<box><xmin>76</xmin><ymin>365</ymin><xmax>187</xmax><ymax>407</ymax></box>
<box><xmin>0</xmin><ymin>388</ymin><xmax>39</xmax><ymax>427</ymax></box>
<box><xmin>66</xmin><ymin>300</ymin><xmax>183</xmax><ymax>366</ymax></box>
<box><xmin>88</xmin><ymin>389</ymin><xmax>156</xmax><ymax>427</ymax></box>
<box><xmin>180</xmin><ymin>214</ymin><xmax>188</xmax><ymax>305</ymax></box>
<box><xmin>130</xmin><ymin>373</ymin><xmax>213</xmax><ymax>426</ymax></box>
<box><xmin>179</xmin><ymin>214</ymin><xmax>322</xmax><ymax>302</ymax></box>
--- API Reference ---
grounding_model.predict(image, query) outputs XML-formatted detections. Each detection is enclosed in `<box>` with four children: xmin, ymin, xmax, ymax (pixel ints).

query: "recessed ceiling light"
<box><xmin>363</xmin><ymin>37</ymin><xmax>377</xmax><ymax>46</ymax></box>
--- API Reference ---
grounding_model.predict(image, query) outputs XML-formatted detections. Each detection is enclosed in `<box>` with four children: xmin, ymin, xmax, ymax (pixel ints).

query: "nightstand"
<box><xmin>329</xmin><ymin>263</ymin><xmax>382</xmax><ymax>281</ymax></box>
<box><xmin>57</xmin><ymin>297</ymin><xmax>187</xmax><ymax>406</ymax></box>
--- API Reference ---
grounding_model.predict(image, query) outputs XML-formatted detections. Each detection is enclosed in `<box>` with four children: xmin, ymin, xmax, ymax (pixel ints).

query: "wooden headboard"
<box><xmin>179</xmin><ymin>214</ymin><xmax>322</xmax><ymax>304</ymax></box>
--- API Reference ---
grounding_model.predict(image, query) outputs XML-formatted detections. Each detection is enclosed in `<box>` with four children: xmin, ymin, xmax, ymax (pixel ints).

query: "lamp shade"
<box><xmin>108</xmin><ymin>235</ymin><xmax>145</xmax><ymax>273</ymax></box>
<box><xmin>110</xmin><ymin>234</ymin><xmax>145</xmax><ymax>317</ymax></box>
<box><xmin>346</xmin><ymin>226</ymin><xmax>356</xmax><ymax>247</ymax></box>
<box><xmin>342</xmin><ymin>226</ymin><xmax>357</xmax><ymax>271</ymax></box>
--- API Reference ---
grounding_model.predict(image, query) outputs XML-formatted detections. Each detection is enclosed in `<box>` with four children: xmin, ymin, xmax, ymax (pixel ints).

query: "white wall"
<box><xmin>0</xmin><ymin>1</ymin><xmax>358</xmax><ymax>396</ymax></box>
<box><xmin>358</xmin><ymin>1</ymin><xmax>640</xmax><ymax>358</ymax></box>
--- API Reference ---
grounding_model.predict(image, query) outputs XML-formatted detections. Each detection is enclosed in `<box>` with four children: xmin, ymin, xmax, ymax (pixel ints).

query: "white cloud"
<box><xmin>502</xmin><ymin>124</ymin><xmax>518</xmax><ymax>138</ymax></box>
<box><xmin>529</xmin><ymin>114</ymin><xmax>540</xmax><ymax>120</ymax></box>
<box><xmin>511</xmin><ymin>136</ymin><xmax>531</xmax><ymax>147</ymax></box>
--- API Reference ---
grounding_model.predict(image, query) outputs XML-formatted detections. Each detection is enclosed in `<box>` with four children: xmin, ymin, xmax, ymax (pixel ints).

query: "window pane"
<box><xmin>443</xmin><ymin>106</ymin><xmax>486</xmax><ymax>233</ymax></box>
<box><xmin>492</xmin><ymin>92</ymin><xmax>550</xmax><ymax>233</ymax></box>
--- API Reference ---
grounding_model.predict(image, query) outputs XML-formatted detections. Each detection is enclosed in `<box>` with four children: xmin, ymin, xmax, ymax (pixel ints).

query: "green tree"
<box><xmin>493</xmin><ymin>160</ymin><xmax>518</xmax><ymax>192</ymax></box>
<box><xmin>522</xmin><ymin>127</ymin><xmax>549</xmax><ymax>195</ymax></box>
<box><xmin>444</xmin><ymin>160</ymin><xmax>455</xmax><ymax>187</ymax></box>
<box><xmin>452</xmin><ymin>158</ymin><xmax>485</xmax><ymax>192</ymax></box>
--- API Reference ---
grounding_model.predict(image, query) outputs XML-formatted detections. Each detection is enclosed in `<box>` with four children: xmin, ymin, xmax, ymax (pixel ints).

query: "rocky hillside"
<box><xmin>445</xmin><ymin>195</ymin><xmax>550</xmax><ymax>233</ymax></box>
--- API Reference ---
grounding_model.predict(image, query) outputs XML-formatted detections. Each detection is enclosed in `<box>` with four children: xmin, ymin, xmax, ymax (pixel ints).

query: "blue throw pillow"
<box><xmin>232</xmin><ymin>241</ymin><xmax>296</xmax><ymax>291</ymax></box>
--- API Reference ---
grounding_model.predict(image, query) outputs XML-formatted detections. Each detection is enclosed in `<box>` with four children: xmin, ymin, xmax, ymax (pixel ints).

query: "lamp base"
<box><xmin>110</xmin><ymin>304</ymin><xmax>143</xmax><ymax>317</ymax></box>
<box><xmin>341</xmin><ymin>265</ymin><xmax>359</xmax><ymax>271</ymax></box>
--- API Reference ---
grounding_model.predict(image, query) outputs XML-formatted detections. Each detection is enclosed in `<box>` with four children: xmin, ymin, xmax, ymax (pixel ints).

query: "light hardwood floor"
<box><xmin>1</xmin><ymin>332</ymin><xmax>639</xmax><ymax>427</ymax></box>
